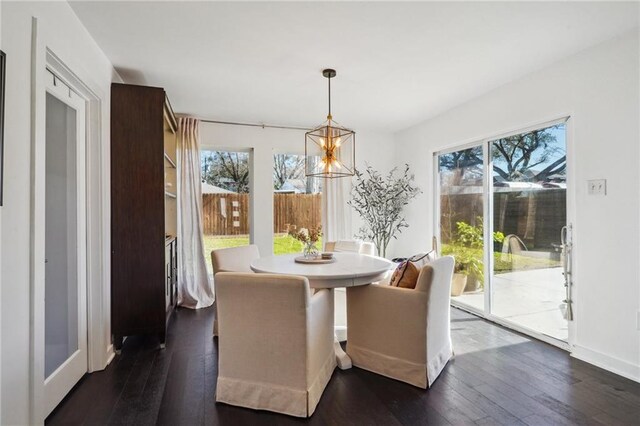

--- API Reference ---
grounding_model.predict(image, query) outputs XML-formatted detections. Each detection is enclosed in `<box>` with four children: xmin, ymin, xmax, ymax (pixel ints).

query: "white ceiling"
<box><xmin>70</xmin><ymin>1</ymin><xmax>639</xmax><ymax>132</ymax></box>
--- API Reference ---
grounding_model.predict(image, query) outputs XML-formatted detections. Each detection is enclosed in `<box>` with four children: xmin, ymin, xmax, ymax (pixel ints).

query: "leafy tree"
<box><xmin>438</xmin><ymin>125</ymin><xmax>566</xmax><ymax>183</ymax></box>
<box><xmin>492</xmin><ymin>125</ymin><xmax>565</xmax><ymax>182</ymax></box>
<box><xmin>348</xmin><ymin>164</ymin><xmax>421</xmax><ymax>258</ymax></box>
<box><xmin>439</xmin><ymin>147</ymin><xmax>483</xmax><ymax>182</ymax></box>
<box><xmin>438</xmin><ymin>147</ymin><xmax>483</xmax><ymax>242</ymax></box>
<box><xmin>201</xmin><ymin>151</ymin><xmax>249</xmax><ymax>193</ymax></box>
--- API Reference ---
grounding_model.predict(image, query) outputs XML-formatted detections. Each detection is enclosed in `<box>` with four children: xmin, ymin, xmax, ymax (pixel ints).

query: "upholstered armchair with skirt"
<box><xmin>345</xmin><ymin>256</ymin><xmax>455</xmax><ymax>388</ymax></box>
<box><xmin>214</xmin><ymin>272</ymin><xmax>336</xmax><ymax>417</ymax></box>
<box><xmin>210</xmin><ymin>244</ymin><xmax>260</xmax><ymax>336</ymax></box>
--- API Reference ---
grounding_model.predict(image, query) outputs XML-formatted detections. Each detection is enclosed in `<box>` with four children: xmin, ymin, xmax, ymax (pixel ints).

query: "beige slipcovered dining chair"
<box><xmin>214</xmin><ymin>272</ymin><xmax>336</xmax><ymax>417</ymax></box>
<box><xmin>211</xmin><ymin>244</ymin><xmax>260</xmax><ymax>274</ymax></box>
<box><xmin>346</xmin><ymin>256</ymin><xmax>455</xmax><ymax>388</ymax></box>
<box><xmin>324</xmin><ymin>240</ymin><xmax>376</xmax><ymax>342</ymax></box>
<box><xmin>211</xmin><ymin>244</ymin><xmax>260</xmax><ymax>337</ymax></box>
<box><xmin>324</xmin><ymin>240</ymin><xmax>376</xmax><ymax>256</ymax></box>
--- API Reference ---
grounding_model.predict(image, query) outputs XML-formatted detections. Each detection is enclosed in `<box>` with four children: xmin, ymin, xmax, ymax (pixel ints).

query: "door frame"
<box><xmin>30</xmin><ymin>18</ymin><xmax>111</xmax><ymax>423</ymax></box>
<box><xmin>433</xmin><ymin>116</ymin><xmax>576</xmax><ymax>352</ymax></box>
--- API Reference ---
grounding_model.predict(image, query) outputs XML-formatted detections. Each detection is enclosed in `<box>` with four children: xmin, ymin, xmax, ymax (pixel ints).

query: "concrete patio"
<box><xmin>453</xmin><ymin>267</ymin><xmax>568</xmax><ymax>341</ymax></box>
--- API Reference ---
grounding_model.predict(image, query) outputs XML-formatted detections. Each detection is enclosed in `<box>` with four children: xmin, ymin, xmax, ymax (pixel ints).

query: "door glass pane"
<box><xmin>438</xmin><ymin>146</ymin><xmax>485</xmax><ymax>311</ymax></box>
<box><xmin>200</xmin><ymin>150</ymin><xmax>250</xmax><ymax>275</ymax></box>
<box><xmin>491</xmin><ymin>123</ymin><xmax>567</xmax><ymax>341</ymax></box>
<box><xmin>45</xmin><ymin>93</ymin><xmax>78</xmax><ymax>378</ymax></box>
<box><xmin>272</xmin><ymin>154</ymin><xmax>322</xmax><ymax>255</ymax></box>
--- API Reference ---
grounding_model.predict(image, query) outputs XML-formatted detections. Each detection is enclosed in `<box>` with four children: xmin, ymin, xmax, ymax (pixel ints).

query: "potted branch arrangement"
<box><xmin>348</xmin><ymin>164</ymin><xmax>421</xmax><ymax>258</ymax></box>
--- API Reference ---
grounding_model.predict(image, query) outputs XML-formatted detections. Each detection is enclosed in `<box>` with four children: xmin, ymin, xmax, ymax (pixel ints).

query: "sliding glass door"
<box><xmin>437</xmin><ymin>120</ymin><xmax>570</xmax><ymax>346</ymax></box>
<box><xmin>437</xmin><ymin>145</ymin><xmax>486</xmax><ymax>311</ymax></box>
<box><xmin>490</xmin><ymin>123</ymin><xmax>568</xmax><ymax>341</ymax></box>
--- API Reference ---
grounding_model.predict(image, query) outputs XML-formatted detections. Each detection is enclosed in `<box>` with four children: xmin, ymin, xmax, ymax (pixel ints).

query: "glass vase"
<box><xmin>303</xmin><ymin>241</ymin><xmax>319</xmax><ymax>259</ymax></box>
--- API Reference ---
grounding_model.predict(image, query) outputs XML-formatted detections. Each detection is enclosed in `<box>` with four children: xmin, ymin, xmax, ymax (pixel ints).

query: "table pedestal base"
<box><xmin>334</xmin><ymin>337</ymin><xmax>352</xmax><ymax>370</ymax></box>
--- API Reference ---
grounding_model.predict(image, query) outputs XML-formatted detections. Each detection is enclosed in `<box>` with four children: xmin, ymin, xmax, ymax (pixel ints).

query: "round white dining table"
<box><xmin>250</xmin><ymin>252</ymin><xmax>394</xmax><ymax>369</ymax></box>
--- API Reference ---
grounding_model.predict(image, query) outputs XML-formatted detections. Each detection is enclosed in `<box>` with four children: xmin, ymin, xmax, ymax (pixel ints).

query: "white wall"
<box><xmin>0</xmin><ymin>2</ymin><xmax>3</xmax><ymax>421</ymax></box>
<box><xmin>394</xmin><ymin>30</ymin><xmax>640</xmax><ymax>381</ymax></box>
<box><xmin>199</xmin><ymin>122</ymin><xmax>395</xmax><ymax>256</ymax></box>
<box><xmin>1</xmin><ymin>2</ymin><xmax>116</xmax><ymax>423</ymax></box>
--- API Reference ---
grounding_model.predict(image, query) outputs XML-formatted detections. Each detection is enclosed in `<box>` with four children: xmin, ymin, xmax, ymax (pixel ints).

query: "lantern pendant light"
<box><xmin>305</xmin><ymin>69</ymin><xmax>355</xmax><ymax>178</ymax></box>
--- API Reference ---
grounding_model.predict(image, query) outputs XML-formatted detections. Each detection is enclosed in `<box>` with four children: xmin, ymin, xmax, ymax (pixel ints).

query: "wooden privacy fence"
<box><xmin>202</xmin><ymin>193</ymin><xmax>322</xmax><ymax>235</ymax></box>
<box><xmin>273</xmin><ymin>193</ymin><xmax>322</xmax><ymax>234</ymax></box>
<box><xmin>440</xmin><ymin>188</ymin><xmax>566</xmax><ymax>250</ymax></box>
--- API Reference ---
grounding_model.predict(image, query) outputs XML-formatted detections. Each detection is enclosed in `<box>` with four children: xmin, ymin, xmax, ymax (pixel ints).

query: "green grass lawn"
<box><xmin>203</xmin><ymin>235</ymin><xmax>250</xmax><ymax>253</ymax></box>
<box><xmin>442</xmin><ymin>243</ymin><xmax>561</xmax><ymax>274</ymax></box>
<box><xmin>273</xmin><ymin>234</ymin><xmax>323</xmax><ymax>255</ymax></box>
<box><xmin>203</xmin><ymin>234</ymin><xmax>323</xmax><ymax>272</ymax></box>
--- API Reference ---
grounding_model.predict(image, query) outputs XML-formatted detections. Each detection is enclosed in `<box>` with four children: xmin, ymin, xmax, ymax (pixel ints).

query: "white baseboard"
<box><xmin>571</xmin><ymin>345</ymin><xmax>640</xmax><ymax>383</ymax></box>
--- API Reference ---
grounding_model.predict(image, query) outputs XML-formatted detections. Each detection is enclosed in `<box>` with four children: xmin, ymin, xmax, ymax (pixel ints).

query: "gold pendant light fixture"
<box><xmin>305</xmin><ymin>69</ymin><xmax>355</xmax><ymax>178</ymax></box>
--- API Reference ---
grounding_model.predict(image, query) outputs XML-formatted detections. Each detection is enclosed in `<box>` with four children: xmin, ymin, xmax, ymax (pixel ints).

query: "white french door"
<box><xmin>43</xmin><ymin>69</ymin><xmax>88</xmax><ymax>416</ymax></box>
<box><xmin>435</xmin><ymin>118</ymin><xmax>573</xmax><ymax>349</ymax></box>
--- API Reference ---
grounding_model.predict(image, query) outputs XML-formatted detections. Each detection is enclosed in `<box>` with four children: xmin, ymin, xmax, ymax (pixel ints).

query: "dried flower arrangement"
<box><xmin>289</xmin><ymin>226</ymin><xmax>322</xmax><ymax>244</ymax></box>
<box><xmin>289</xmin><ymin>225</ymin><xmax>323</xmax><ymax>258</ymax></box>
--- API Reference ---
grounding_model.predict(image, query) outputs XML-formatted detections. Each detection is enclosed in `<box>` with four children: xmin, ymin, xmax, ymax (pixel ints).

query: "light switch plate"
<box><xmin>588</xmin><ymin>179</ymin><xmax>606</xmax><ymax>195</ymax></box>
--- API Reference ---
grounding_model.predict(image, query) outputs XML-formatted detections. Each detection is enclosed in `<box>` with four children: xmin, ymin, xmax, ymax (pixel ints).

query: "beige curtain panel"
<box><xmin>177</xmin><ymin>117</ymin><xmax>215</xmax><ymax>308</ymax></box>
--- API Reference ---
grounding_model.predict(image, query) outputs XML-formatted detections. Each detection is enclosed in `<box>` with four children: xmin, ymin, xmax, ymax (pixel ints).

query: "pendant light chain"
<box><xmin>327</xmin><ymin>74</ymin><xmax>332</xmax><ymax>119</ymax></box>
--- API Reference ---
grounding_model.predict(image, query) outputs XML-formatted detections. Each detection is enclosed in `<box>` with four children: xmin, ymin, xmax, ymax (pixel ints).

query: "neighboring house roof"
<box><xmin>275</xmin><ymin>181</ymin><xmax>301</xmax><ymax>193</ymax></box>
<box><xmin>275</xmin><ymin>179</ymin><xmax>310</xmax><ymax>193</ymax></box>
<box><xmin>201</xmin><ymin>182</ymin><xmax>235</xmax><ymax>194</ymax></box>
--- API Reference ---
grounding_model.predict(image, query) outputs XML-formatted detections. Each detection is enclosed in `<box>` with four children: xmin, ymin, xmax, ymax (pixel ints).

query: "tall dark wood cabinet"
<box><xmin>111</xmin><ymin>83</ymin><xmax>179</xmax><ymax>350</ymax></box>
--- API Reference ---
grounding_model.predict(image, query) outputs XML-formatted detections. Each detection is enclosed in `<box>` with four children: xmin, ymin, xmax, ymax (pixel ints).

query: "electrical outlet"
<box><xmin>587</xmin><ymin>179</ymin><xmax>606</xmax><ymax>195</ymax></box>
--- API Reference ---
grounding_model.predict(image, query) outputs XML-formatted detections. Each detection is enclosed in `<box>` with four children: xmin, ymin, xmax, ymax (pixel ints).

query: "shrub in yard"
<box><xmin>445</xmin><ymin>220</ymin><xmax>507</xmax><ymax>288</ymax></box>
<box><xmin>454</xmin><ymin>218</ymin><xmax>504</xmax><ymax>249</ymax></box>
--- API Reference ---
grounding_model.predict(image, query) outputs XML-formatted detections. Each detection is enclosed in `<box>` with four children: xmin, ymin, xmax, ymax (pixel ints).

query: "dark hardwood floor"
<box><xmin>47</xmin><ymin>307</ymin><xmax>640</xmax><ymax>425</ymax></box>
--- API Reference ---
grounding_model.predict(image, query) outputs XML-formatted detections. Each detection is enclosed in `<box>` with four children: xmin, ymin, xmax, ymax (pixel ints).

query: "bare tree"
<box><xmin>201</xmin><ymin>151</ymin><xmax>249</xmax><ymax>193</ymax></box>
<box><xmin>273</xmin><ymin>154</ymin><xmax>305</xmax><ymax>190</ymax></box>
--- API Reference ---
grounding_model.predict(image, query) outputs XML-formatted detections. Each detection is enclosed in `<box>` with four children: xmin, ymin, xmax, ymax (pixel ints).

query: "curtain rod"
<box><xmin>199</xmin><ymin>118</ymin><xmax>311</xmax><ymax>131</ymax></box>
